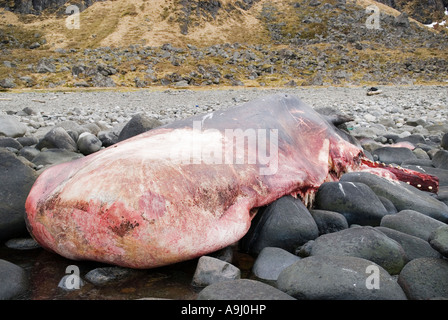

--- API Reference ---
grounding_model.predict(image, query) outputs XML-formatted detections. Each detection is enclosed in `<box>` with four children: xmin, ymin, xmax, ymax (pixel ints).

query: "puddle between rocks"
<box><xmin>0</xmin><ymin>243</ymin><xmax>255</xmax><ymax>300</ymax></box>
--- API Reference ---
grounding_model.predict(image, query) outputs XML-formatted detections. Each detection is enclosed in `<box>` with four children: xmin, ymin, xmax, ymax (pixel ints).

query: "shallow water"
<box><xmin>0</xmin><ymin>243</ymin><xmax>255</xmax><ymax>300</ymax></box>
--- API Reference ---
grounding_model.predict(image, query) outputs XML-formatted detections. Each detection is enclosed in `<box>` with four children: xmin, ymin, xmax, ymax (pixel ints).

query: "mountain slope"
<box><xmin>0</xmin><ymin>0</ymin><xmax>447</xmax><ymax>89</ymax></box>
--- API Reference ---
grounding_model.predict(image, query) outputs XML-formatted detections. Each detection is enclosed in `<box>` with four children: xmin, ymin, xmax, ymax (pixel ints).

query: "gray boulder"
<box><xmin>315</xmin><ymin>182</ymin><xmax>389</xmax><ymax>226</ymax></box>
<box><xmin>0</xmin><ymin>137</ymin><xmax>22</xmax><ymax>150</ymax></box>
<box><xmin>0</xmin><ymin>115</ymin><xmax>27</xmax><ymax>138</ymax></box>
<box><xmin>376</xmin><ymin>226</ymin><xmax>442</xmax><ymax>260</ymax></box>
<box><xmin>309</xmin><ymin>209</ymin><xmax>349</xmax><ymax>235</ymax></box>
<box><xmin>0</xmin><ymin>148</ymin><xmax>38</xmax><ymax>241</ymax></box>
<box><xmin>77</xmin><ymin>132</ymin><xmax>102</xmax><ymax>155</ymax></box>
<box><xmin>398</xmin><ymin>258</ymin><xmax>448</xmax><ymax>300</ymax></box>
<box><xmin>191</xmin><ymin>256</ymin><xmax>241</xmax><ymax>287</ymax></box>
<box><xmin>117</xmin><ymin>114</ymin><xmax>162</xmax><ymax>142</ymax></box>
<box><xmin>432</xmin><ymin>150</ymin><xmax>448</xmax><ymax>170</ymax></box>
<box><xmin>36</xmin><ymin>127</ymin><xmax>77</xmax><ymax>152</ymax></box>
<box><xmin>240</xmin><ymin>195</ymin><xmax>319</xmax><ymax>255</ymax></box>
<box><xmin>197</xmin><ymin>279</ymin><xmax>295</xmax><ymax>300</ymax></box>
<box><xmin>380</xmin><ymin>210</ymin><xmax>446</xmax><ymax>241</ymax></box>
<box><xmin>0</xmin><ymin>259</ymin><xmax>29</xmax><ymax>299</ymax></box>
<box><xmin>373</xmin><ymin>147</ymin><xmax>416</xmax><ymax>165</ymax></box>
<box><xmin>252</xmin><ymin>247</ymin><xmax>301</xmax><ymax>282</ymax></box>
<box><xmin>340</xmin><ymin>172</ymin><xmax>448</xmax><ymax>223</ymax></box>
<box><xmin>277</xmin><ymin>255</ymin><xmax>407</xmax><ymax>300</ymax></box>
<box><xmin>31</xmin><ymin>148</ymin><xmax>84</xmax><ymax>167</ymax></box>
<box><xmin>428</xmin><ymin>225</ymin><xmax>448</xmax><ymax>258</ymax></box>
<box><xmin>310</xmin><ymin>226</ymin><xmax>407</xmax><ymax>274</ymax></box>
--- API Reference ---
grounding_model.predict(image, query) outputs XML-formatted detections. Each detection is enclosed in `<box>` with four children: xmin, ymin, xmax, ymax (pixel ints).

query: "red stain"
<box><xmin>138</xmin><ymin>191</ymin><xmax>167</xmax><ymax>221</ymax></box>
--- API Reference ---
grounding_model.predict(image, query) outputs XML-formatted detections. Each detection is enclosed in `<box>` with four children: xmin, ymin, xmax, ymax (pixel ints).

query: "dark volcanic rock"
<box><xmin>398</xmin><ymin>258</ymin><xmax>448</xmax><ymax>300</ymax></box>
<box><xmin>340</xmin><ymin>172</ymin><xmax>448</xmax><ymax>223</ymax></box>
<box><xmin>315</xmin><ymin>181</ymin><xmax>389</xmax><ymax>226</ymax></box>
<box><xmin>197</xmin><ymin>279</ymin><xmax>295</xmax><ymax>300</ymax></box>
<box><xmin>0</xmin><ymin>259</ymin><xmax>28</xmax><ymax>299</ymax></box>
<box><xmin>309</xmin><ymin>226</ymin><xmax>407</xmax><ymax>274</ymax></box>
<box><xmin>277</xmin><ymin>255</ymin><xmax>407</xmax><ymax>300</ymax></box>
<box><xmin>240</xmin><ymin>195</ymin><xmax>319</xmax><ymax>255</ymax></box>
<box><xmin>117</xmin><ymin>114</ymin><xmax>163</xmax><ymax>142</ymax></box>
<box><xmin>0</xmin><ymin>148</ymin><xmax>38</xmax><ymax>241</ymax></box>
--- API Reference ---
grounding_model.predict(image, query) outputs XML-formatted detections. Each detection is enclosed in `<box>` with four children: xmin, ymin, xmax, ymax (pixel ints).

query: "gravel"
<box><xmin>1</xmin><ymin>85</ymin><xmax>447</xmax><ymax>140</ymax></box>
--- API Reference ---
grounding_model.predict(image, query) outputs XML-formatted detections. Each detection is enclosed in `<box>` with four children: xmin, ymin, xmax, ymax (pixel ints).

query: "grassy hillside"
<box><xmin>0</xmin><ymin>0</ymin><xmax>447</xmax><ymax>89</ymax></box>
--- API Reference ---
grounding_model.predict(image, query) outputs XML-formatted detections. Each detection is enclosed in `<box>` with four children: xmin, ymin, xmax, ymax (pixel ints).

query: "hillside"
<box><xmin>0</xmin><ymin>0</ymin><xmax>447</xmax><ymax>89</ymax></box>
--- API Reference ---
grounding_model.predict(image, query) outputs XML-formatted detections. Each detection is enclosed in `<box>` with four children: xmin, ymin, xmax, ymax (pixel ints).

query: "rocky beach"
<box><xmin>1</xmin><ymin>85</ymin><xmax>448</xmax><ymax>301</ymax></box>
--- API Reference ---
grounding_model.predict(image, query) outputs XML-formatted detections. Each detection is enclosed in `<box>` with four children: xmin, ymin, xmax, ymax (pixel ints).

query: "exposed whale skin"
<box><xmin>25</xmin><ymin>94</ymin><xmax>438</xmax><ymax>268</ymax></box>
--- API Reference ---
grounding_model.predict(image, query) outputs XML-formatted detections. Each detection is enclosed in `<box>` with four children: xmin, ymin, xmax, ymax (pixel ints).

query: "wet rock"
<box><xmin>77</xmin><ymin>132</ymin><xmax>102</xmax><ymax>155</ymax></box>
<box><xmin>309</xmin><ymin>209</ymin><xmax>349</xmax><ymax>235</ymax></box>
<box><xmin>428</xmin><ymin>225</ymin><xmax>448</xmax><ymax>258</ymax></box>
<box><xmin>310</xmin><ymin>226</ymin><xmax>407</xmax><ymax>274</ymax></box>
<box><xmin>0</xmin><ymin>115</ymin><xmax>27</xmax><ymax>138</ymax></box>
<box><xmin>340</xmin><ymin>172</ymin><xmax>448</xmax><ymax>223</ymax></box>
<box><xmin>85</xmin><ymin>266</ymin><xmax>136</xmax><ymax>286</ymax></box>
<box><xmin>277</xmin><ymin>256</ymin><xmax>407</xmax><ymax>300</ymax></box>
<box><xmin>380</xmin><ymin>210</ymin><xmax>446</xmax><ymax>241</ymax></box>
<box><xmin>315</xmin><ymin>182</ymin><xmax>389</xmax><ymax>226</ymax></box>
<box><xmin>36</xmin><ymin>127</ymin><xmax>77</xmax><ymax>152</ymax></box>
<box><xmin>5</xmin><ymin>237</ymin><xmax>41</xmax><ymax>250</ymax></box>
<box><xmin>252</xmin><ymin>247</ymin><xmax>301</xmax><ymax>282</ymax></box>
<box><xmin>0</xmin><ymin>259</ymin><xmax>29</xmax><ymax>299</ymax></box>
<box><xmin>372</xmin><ymin>147</ymin><xmax>416</xmax><ymax>165</ymax></box>
<box><xmin>0</xmin><ymin>148</ymin><xmax>38</xmax><ymax>241</ymax></box>
<box><xmin>376</xmin><ymin>226</ymin><xmax>442</xmax><ymax>260</ymax></box>
<box><xmin>191</xmin><ymin>256</ymin><xmax>241</xmax><ymax>287</ymax></box>
<box><xmin>31</xmin><ymin>148</ymin><xmax>84</xmax><ymax>167</ymax></box>
<box><xmin>197</xmin><ymin>279</ymin><xmax>295</xmax><ymax>300</ymax></box>
<box><xmin>398</xmin><ymin>258</ymin><xmax>448</xmax><ymax>300</ymax></box>
<box><xmin>117</xmin><ymin>114</ymin><xmax>163</xmax><ymax>142</ymax></box>
<box><xmin>240</xmin><ymin>195</ymin><xmax>319</xmax><ymax>255</ymax></box>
